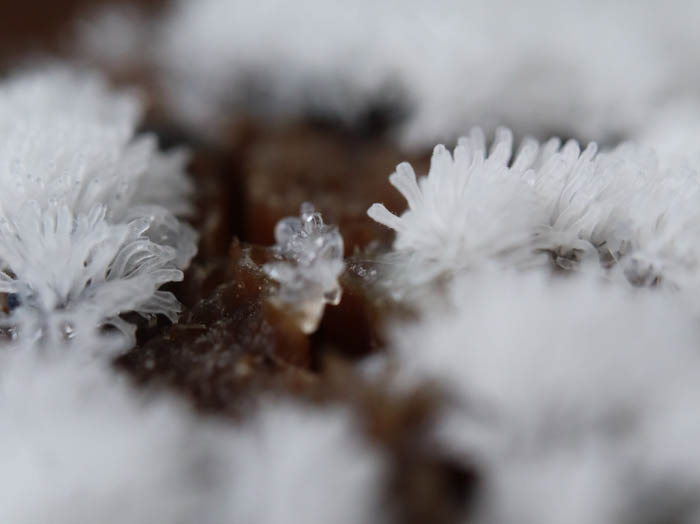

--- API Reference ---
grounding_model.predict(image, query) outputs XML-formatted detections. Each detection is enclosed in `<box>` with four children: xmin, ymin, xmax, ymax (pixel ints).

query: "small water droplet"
<box><xmin>60</xmin><ymin>322</ymin><xmax>75</xmax><ymax>340</ymax></box>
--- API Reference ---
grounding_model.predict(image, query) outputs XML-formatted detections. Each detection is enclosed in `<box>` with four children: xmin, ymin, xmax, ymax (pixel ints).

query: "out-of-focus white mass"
<box><xmin>0</xmin><ymin>346</ymin><xmax>385</xmax><ymax>524</ymax></box>
<box><xmin>137</xmin><ymin>0</ymin><xmax>700</xmax><ymax>147</ymax></box>
<box><xmin>389</xmin><ymin>271</ymin><xmax>700</xmax><ymax>524</ymax></box>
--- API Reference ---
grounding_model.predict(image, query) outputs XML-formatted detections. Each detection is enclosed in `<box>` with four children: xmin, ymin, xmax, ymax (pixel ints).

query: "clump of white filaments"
<box><xmin>369</xmin><ymin>127</ymin><xmax>700</xmax><ymax>300</ymax></box>
<box><xmin>264</xmin><ymin>203</ymin><xmax>344</xmax><ymax>334</ymax></box>
<box><xmin>0</xmin><ymin>66</ymin><xmax>196</xmax><ymax>351</ymax></box>
<box><xmin>368</xmin><ymin>127</ymin><xmax>547</xmax><ymax>287</ymax></box>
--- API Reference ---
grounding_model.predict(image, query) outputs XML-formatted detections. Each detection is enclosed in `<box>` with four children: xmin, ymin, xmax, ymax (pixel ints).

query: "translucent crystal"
<box><xmin>60</xmin><ymin>321</ymin><xmax>76</xmax><ymax>340</ymax></box>
<box><xmin>264</xmin><ymin>203</ymin><xmax>344</xmax><ymax>334</ymax></box>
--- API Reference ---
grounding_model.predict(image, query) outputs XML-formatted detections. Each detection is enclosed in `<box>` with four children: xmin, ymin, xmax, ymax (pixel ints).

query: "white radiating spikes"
<box><xmin>368</xmin><ymin>128</ymin><xmax>549</xmax><ymax>289</ymax></box>
<box><xmin>369</xmin><ymin>126</ymin><xmax>700</xmax><ymax>294</ymax></box>
<box><xmin>0</xmin><ymin>66</ymin><xmax>196</xmax><ymax>351</ymax></box>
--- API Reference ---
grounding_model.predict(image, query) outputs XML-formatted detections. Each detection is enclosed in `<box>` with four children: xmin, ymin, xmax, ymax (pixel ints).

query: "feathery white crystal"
<box><xmin>549</xmin><ymin>139</ymin><xmax>700</xmax><ymax>296</ymax></box>
<box><xmin>523</xmin><ymin>136</ymin><xmax>700</xmax><ymax>290</ymax></box>
<box><xmin>369</xmin><ymin>127</ymin><xmax>700</xmax><ymax>298</ymax></box>
<box><xmin>530</xmin><ymin>139</ymin><xmax>638</xmax><ymax>270</ymax></box>
<box><xmin>0</xmin><ymin>67</ymin><xmax>196</xmax><ymax>348</ymax></box>
<box><xmin>368</xmin><ymin>127</ymin><xmax>546</xmax><ymax>286</ymax></box>
<box><xmin>264</xmin><ymin>203</ymin><xmax>344</xmax><ymax>333</ymax></box>
<box><xmin>0</xmin><ymin>203</ymin><xmax>184</xmax><ymax>347</ymax></box>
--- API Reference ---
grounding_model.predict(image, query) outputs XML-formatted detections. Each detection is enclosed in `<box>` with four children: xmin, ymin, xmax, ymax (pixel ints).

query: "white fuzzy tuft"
<box><xmin>368</xmin><ymin>128</ymin><xmax>547</xmax><ymax>287</ymax></box>
<box><xmin>0</xmin><ymin>67</ymin><xmax>196</xmax><ymax>351</ymax></box>
<box><xmin>0</xmin><ymin>202</ymin><xmax>184</xmax><ymax>347</ymax></box>
<box><xmin>369</xmin><ymin>127</ymin><xmax>700</xmax><ymax>301</ymax></box>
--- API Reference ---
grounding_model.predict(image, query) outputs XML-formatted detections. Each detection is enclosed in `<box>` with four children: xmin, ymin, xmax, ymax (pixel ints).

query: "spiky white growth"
<box><xmin>0</xmin><ymin>202</ymin><xmax>184</xmax><ymax>347</ymax></box>
<box><xmin>512</xmin><ymin>136</ymin><xmax>700</xmax><ymax>293</ymax></box>
<box><xmin>0</xmin><ymin>67</ymin><xmax>196</xmax><ymax>349</ymax></box>
<box><xmin>533</xmin><ymin>138</ymin><xmax>700</xmax><ymax>296</ymax></box>
<box><xmin>390</xmin><ymin>271</ymin><xmax>700</xmax><ymax>524</ymax></box>
<box><xmin>264</xmin><ymin>203</ymin><xmax>344</xmax><ymax>333</ymax></box>
<box><xmin>369</xmin><ymin>127</ymin><xmax>700</xmax><ymax>298</ymax></box>
<box><xmin>529</xmin><ymin>140</ymin><xmax>642</xmax><ymax>270</ymax></box>
<box><xmin>368</xmin><ymin>128</ymin><xmax>547</xmax><ymax>286</ymax></box>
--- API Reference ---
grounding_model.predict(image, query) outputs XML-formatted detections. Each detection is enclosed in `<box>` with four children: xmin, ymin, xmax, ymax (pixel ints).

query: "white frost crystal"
<box><xmin>369</xmin><ymin>127</ymin><xmax>700</xmax><ymax>300</ymax></box>
<box><xmin>0</xmin><ymin>67</ymin><xmax>196</xmax><ymax>349</ymax></box>
<box><xmin>368</xmin><ymin>127</ymin><xmax>546</xmax><ymax>286</ymax></box>
<box><xmin>0</xmin><ymin>203</ymin><xmax>184</xmax><ymax>347</ymax></box>
<box><xmin>264</xmin><ymin>203</ymin><xmax>344</xmax><ymax>334</ymax></box>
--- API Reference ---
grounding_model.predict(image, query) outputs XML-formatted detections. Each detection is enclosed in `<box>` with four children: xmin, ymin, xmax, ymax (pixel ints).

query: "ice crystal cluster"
<box><xmin>0</xmin><ymin>67</ymin><xmax>196</xmax><ymax>349</ymax></box>
<box><xmin>264</xmin><ymin>203</ymin><xmax>344</xmax><ymax>333</ymax></box>
<box><xmin>368</xmin><ymin>128</ymin><xmax>544</xmax><ymax>286</ymax></box>
<box><xmin>368</xmin><ymin>126</ymin><xmax>700</xmax><ymax>301</ymax></box>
